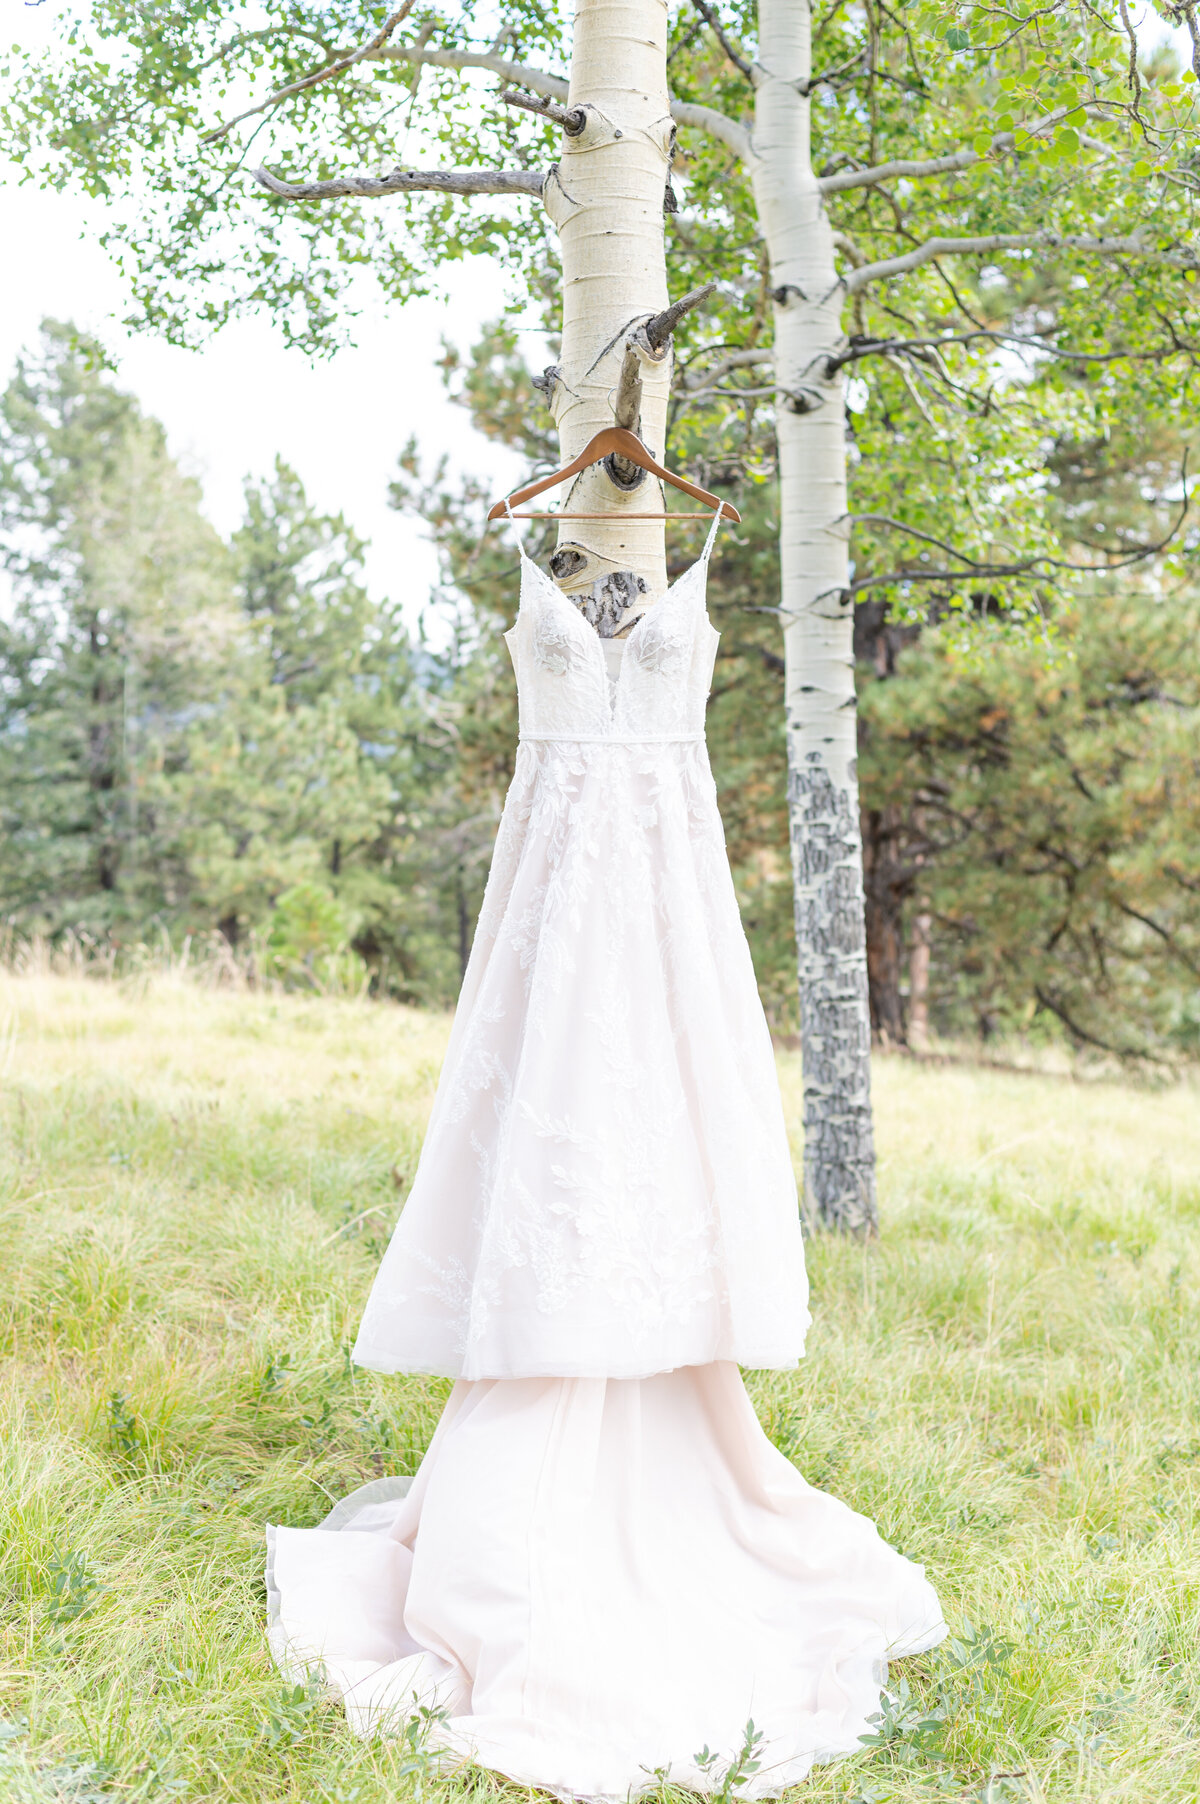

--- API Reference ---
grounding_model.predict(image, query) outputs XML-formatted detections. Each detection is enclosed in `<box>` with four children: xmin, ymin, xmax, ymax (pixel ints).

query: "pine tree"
<box><xmin>0</xmin><ymin>321</ymin><xmax>237</xmax><ymax>934</ymax></box>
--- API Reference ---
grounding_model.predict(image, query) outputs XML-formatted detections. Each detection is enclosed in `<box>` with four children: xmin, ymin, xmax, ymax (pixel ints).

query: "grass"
<box><xmin>0</xmin><ymin>970</ymin><xmax>1198</xmax><ymax>1804</ymax></box>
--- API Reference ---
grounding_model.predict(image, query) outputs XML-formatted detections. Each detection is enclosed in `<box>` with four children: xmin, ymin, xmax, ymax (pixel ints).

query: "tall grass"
<box><xmin>0</xmin><ymin>971</ymin><xmax>1197</xmax><ymax>1803</ymax></box>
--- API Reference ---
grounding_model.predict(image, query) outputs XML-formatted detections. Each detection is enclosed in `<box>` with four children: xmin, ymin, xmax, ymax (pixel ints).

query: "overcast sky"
<box><xmin>2</xmin><ymin>4</ymin><xmax>1190</xmax><ymax>615</ymax></box>
<box><xmin>0</xmin><ymin>5</ymin><xmax>535</xmax><ymax>614</ymax></box>
<box><xmin>0</xmin><ymin>187</ymin><xmax>527</xmax><ymax>608</ymax></box>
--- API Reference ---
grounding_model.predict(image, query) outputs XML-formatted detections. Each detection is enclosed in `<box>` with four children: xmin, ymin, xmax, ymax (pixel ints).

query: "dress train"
<box><xmin>267</xmin><ymin>1362</ymin><xmax>946</xmax><ymax>1799</ymax></box>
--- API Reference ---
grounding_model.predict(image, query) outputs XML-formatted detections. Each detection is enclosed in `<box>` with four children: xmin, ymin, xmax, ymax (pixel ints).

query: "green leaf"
<box><xmin>945</xmin><ymin>26</ymin><xmax>970</xmax><ymax>49</ymax></box>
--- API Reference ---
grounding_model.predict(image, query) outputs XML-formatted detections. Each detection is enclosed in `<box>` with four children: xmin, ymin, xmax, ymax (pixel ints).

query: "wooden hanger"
<box><xmin>487</xmin><ymin>427</ymin><xmax>741</xmax><ymax>524</ymax></box>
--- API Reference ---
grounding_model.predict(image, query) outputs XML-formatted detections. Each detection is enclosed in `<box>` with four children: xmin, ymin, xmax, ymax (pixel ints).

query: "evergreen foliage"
<box><xmin>2</xmin><ymin>321</ymin><xmax>1196</xmax><ymax>1055</ymax></box>
<box><xmin>0</xmin><ymin>326</ymin><xmax>492</xmax><ymax>1003</ymax></box>
<box><xmin>858</xmin><ymin>594</ymin><xmax>1200</xmax><ymax>1059</ymax></box>
<box><xmin>0</xmin><ymin>321</ymin><xmax>237</xmax><ymax>934</ymax></box>
<box><xmin>398</xmin><ymin>322</ymin><xmax>1200</xmax><ymax>1059</ymax></box>
<box><xmin>3</xmin><ymin>0</ymin><xmax>1198</xmax><ymax>1057</ymax></box>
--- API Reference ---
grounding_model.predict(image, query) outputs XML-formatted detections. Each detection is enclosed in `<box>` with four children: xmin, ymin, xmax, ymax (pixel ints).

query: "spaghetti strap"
<box><xmin>700</xmin><ymin>504</ymin><xmax>725</xmax><ymax>564</ymax></box>
<box><xmin>504</xmin><ymin>498</ymin><xmax>535</xmax><ymax>566</ymax></box>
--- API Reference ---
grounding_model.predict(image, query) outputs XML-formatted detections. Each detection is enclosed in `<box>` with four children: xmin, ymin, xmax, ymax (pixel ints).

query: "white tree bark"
<box><xmin>751</xmin><ymin>0</ymin><xmax>877</xmax><ymax>1232</ymax></box>
<box><xmin>238</xmin><ymin>1</ymin><xmax>1199</xmax><ymax>1234</ymax></box>
<box><xmin>542</xmin><ymin>0</ymin><xmax>675</xmax><ymax>604</ymax></box>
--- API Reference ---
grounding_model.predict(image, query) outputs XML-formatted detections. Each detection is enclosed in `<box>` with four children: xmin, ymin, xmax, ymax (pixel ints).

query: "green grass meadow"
<box><xmin>1</xmin><ymin>971</ymin><xmax>1199</xmax><ymax>1803</ymax></box>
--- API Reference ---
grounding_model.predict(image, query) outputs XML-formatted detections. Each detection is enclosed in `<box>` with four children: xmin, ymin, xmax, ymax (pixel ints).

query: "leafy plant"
<box><xmin>106</xmin><ymin>1391</ymin><xmax>142</xmax><ymax>1467</ymax></box>
<box><xmin>386</xmin><ymin>1699</ymin><xmax>452</xmax><ymax>1801</ymax></box>
<box><xmin>860</xmin><ymin>1622</ymin><xmax>1017</xmax><ymax>1767</ymax></box>
<box><xmin>252</xmin><ymin>1676</ymin><xmax>326</xmax><ymax>1752</ymax></box>
<box><xmin>859</xmin><ymin>1674</ymin><xmax>952</xmax><ymax>1760</ymax></box>
<box><xmin>44</xmin><ymin>1550</ymin><xmax>105</xmax><ymax>1625</ymax></box>
<box><xmin>266</xmin><ymin>884</ymin><xmax>367</xmax><ymax>996</ymax></box>
<box><xmin>694</xmin><ymin>1718</ymin><xmax>767</xmax><ymax>1801</ymax></box>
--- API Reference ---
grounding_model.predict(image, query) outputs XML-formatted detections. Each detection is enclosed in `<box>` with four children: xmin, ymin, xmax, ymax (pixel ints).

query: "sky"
<box><xmin>0</xmin><ymin>6</ymin><xmax>535</xmax><ymax>613</ymax></box>
<box><xmin>0</xmin><ymin>186</ymin><xmax>526</xmax><ymax>606</ymax></box>
<box><xmin>2</xmin><ymin>3</ymin><xmax>1191</xmax><ymax>614</ymax></box>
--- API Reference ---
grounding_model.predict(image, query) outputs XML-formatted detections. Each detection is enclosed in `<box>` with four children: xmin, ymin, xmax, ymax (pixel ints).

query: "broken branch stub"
<box><xmin>500</xmin><ymin>89</ymin><xmax>587</xmax><ymax>134</ymax></box>
<box><xmin>605</xmin><ymin>283</ymin><xmax>718</xmax><ymax>486</ymax></box>
<box><xmin>645</xmin><ymin>281</ymin><xmax>717</xmax><ymax>351</ymax></box>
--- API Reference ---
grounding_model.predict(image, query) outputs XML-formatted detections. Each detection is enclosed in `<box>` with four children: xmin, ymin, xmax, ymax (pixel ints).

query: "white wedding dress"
<box><xmin>267</xmin><ymin>509</ymin><xmax>946</xmax><ymax>1796</ymax></box>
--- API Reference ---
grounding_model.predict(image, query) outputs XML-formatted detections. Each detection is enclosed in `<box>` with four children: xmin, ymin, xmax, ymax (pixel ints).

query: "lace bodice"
<box><xmin>504</xmin><ymin>509</ymin><xmax>723</xmax><ymax>744</ymax></box>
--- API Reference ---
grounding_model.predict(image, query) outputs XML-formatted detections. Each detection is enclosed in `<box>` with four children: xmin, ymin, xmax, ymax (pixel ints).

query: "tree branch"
<box><xmin>500</xmin><ymin>89</ymin><xmax>585</xmax><ymax>133</ymax></box>
<box><xmin>609</xmin><ymin>284</ymin><xmax>718</xmax><ymax>474</ymax></box>
<box><xmin>846</xmin><ymin>231</ymin><xmax>1200</xmax><ymax>292</ymax></box>
<box><xmin>645</xmin><ymin>281</ymin><xmax>718</xmax><ymax>349</ymax></box>
<box><xmin>849</xmin><ymin>472</ymin><xmax>1189</xmax><ymax>581</ymax></box>
<box><xmin>793</xmin><ymin>50</ymin><xmax>868</xmax><ymax>97</ymax></box>
<box><xmin>203</xmin><ymin>31</ymin><xmax>753</xmax><ymax>166</ymax></box>
<box><xmin>1175</xmin><ymin>0</ymin><xmax>1200</xmax><ymax>81</ymax></box>
<box><xmin>380</xmin><ymin>43</ymin><xmax>751</xmax><ymax>156</ymax></box>
<box><xmin>1112</xmin><ymin>898</ymin><xmax>1200</xmax><ymax>976</ymax></box>
<box><xmin>1117</xmin><ymin>0</ymin><xmax>1143</xmax><ymax>104</ymax></box>
<box><xmin>827</xmin><ymin>326</ymin><xmax>1200</xmax><ymax>371</ymax></box>
<box><xmin>190</xmin><ymin>26</ymin><xmax>337</xmax><ymax>82</ymax></box>
<box><xmin>253</xmin><ymin>165</ymin><xmax>544</xmax><ymax>200</ymax></box>
<box><xmin>674</xmin><ymin>344</ymin><xmax>768</xmax><ymax>391</ymax></box>
<box><xmin>202</xmin><ymin>0</ymin><xmax>416</xmax><ymax>145</ymax></box>
<box><xmin>375</xmin><ymin>44</ymin><xmax>569</xmax><ymax>100</ymax></box>
<box><xmin>1033</xmin><ymin>985</ymin><xmax>1163</xmax><ymax>1061</ymax></box>
<box><xmin>819</xmin><ymin>105</ymin><xmax>1108</xmax><ymax>194</ymax></box>
<box><xmin>668</xmin><ymin>98</ymin><xmax>753</xmax><ymax>161</ymax></box>
<box><xmin>689</xmin><ymin>0</ymin><xmax>762</xmax><ymax>82</ymax></box>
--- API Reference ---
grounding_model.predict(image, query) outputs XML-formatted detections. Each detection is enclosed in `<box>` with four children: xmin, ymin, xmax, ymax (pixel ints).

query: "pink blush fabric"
<box><xmin>267</xmin><ymin>1363</ymin><xmax>945</xmax><ymax>1799</ymax></box>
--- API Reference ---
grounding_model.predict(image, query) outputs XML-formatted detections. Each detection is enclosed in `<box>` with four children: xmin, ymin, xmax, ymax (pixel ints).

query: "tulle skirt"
<box><xmin>267</xmin><ymin>1362</ymin><xmax>945</xmax><ymax>1798</ymax></box>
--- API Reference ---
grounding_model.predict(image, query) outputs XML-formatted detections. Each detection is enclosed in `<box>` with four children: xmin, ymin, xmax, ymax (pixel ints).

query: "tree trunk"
<box><xmin>751</xmin><ymin>0</ymin><xmax>877</xmax><ymax>1232</ymax></box>
<box><xmin>908</xmin><ymin>908</ymin><xmax>932</xmax><ymax>1053</ymax></box>
<box><xmin>542</xmin><ymin>0</ymin><xmax>674</xmax><ymax>603</ymax></box>
<box><xmin>862</xmin><ymin>802</ymin><xmax>908</xmax><ymax>1045</ymax></box>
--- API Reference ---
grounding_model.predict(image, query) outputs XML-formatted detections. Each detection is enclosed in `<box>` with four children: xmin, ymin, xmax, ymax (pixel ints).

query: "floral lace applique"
<box><xmin>351</xmin><ymin>518</ymin><xmax>811</xmax><ymax>1382</ymax></box>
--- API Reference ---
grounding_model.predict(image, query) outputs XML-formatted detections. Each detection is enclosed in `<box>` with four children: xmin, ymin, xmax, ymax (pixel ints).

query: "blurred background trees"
<box><xmin>2</xmin><ymin>317</ymin><xmax>1197</xmax><ymax>1060</ymax></box>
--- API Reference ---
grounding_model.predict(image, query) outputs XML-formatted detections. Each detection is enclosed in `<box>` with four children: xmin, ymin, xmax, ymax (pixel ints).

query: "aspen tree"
<box><xmin>9</xmin><ymin>0</ymin><xmax>1197</xmax><ymax>1226</ymax></box>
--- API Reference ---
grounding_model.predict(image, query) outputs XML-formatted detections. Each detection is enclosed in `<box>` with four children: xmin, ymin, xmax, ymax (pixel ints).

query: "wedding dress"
<box><xmin>267</xmin><ymin>507</ymin><xmax>946</xmax><ymax>1796</ymax></box>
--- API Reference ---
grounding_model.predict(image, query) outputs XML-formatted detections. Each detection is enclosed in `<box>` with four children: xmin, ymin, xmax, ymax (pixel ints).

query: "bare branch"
<box><xmin>374</xmin><ymin>44</ymin><xmax>569</xmax><ymax>101</ymax></box>
<box><xmin>689</xmin><ymin>0</ymin><xmax>761</xmax><ymax>83</ymax></box>
<box><xmin>500</xmin><ymin>89</ymin><xmax>585</xmax><ymax>134</ymax></box>
<box><xmin>1117</xmin><ymin>0</ymin><xmax>1143</xmax><ymax>104</ymax></box>
<box><xmin>190</xmin><ymin>26</ymin><xmax>336</xmax><ymax>82</ymax></box>
<box><xmin>828</xmin><ymin>326</ymin><xmax>1200</xmax><ymax>371</ymax></box>
<box><xmin>613</xmin><ymin>349</ymin><xmax>645</xmax><ymax>433</ymax></box>
<box><xmin>253</xmin><ymin>164</ymin><xmax>544</xmax><ymax>201</ymax></box>
<box><xmin>645</xmin><ymin>281</ymin><xmax>717</xmax><ymax>349</ymax></box>
<box><xmin>685</xmin><ymin>383</ymin><xmax>791</xmax><ymax>401</ymax></box>
<box><xmin>850</xmin><ymin>471</ymin><xmax>1190</xmax><ymax>577</ymax></box>
<box><xmin>679</xmin><ymin>346</ymin><xmax>773</xmax><ymax>390</ymax></box>
<box><xmin>1033</xmin><ymin>986</ymin><xmax>1163</xmax><ymax>1061</ymax></box>
<box><xmin>1173</xmin><ymin>0</ymin><xmax>1200</xmax><ymax>81</ymax></box>
<box><xmin>668</xmin><ymin>98</ymin><xmax>753</xmax><ymax>161</ymax></box>
<box><xmin>607</xmin><ymin>284</ymin><xmax>718</xmax><ymax>475</ymax></box>
<box><xmin>822</xmin><ymin>147</ymin><xmax>989</xmax><ymax>193</ymax></box>
<box><xmin>819</xmin><ymin>105</ymin><xmax>1108</xmax><ymax>194</ymax></box>
<box><xmin>381</xmin><ymin>44</ymin><xmax>752</xmax><ymax>159</ymax></box>
<box><xmin>202</xmin><ymin>0</ymin><xmax>416</xmax><ymax>145</ymax></box>
<box><xmin>846</xmin><ymin>231</ymin><xmax>1200</xmax><ymax>292</ymax></box>
<box><xmin>203</xmin><ymin>29</ymin><xmax>753</xmax><ymax>164</ymax></box>
<box><xmin>793</xmin><ymin>49</ymin><xmax>868</xmax><ymax>97</ymax></box>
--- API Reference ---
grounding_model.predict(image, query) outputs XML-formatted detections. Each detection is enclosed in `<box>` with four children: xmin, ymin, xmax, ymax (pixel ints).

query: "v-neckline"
<box><xmin>522</xmin><ymin>555</ymin><xmax>702</xmax><ymax>686</ymax></box>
